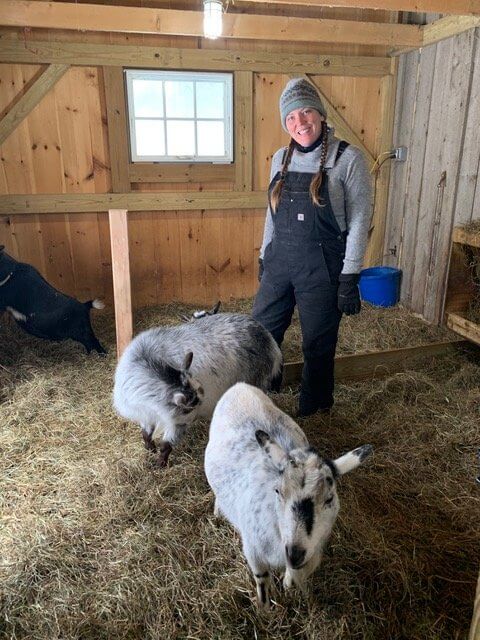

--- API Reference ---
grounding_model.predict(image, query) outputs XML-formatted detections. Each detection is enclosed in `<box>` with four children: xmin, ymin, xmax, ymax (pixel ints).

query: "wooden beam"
<box><xmin>236</xmin><ymin>0</ymin><xmax>480</xmax><ymax>15</ymax></box>
<box><xmin>0</xmin><ymin>1</ymin><xmax>422</xmax><ymax>47</ymax></box>
<box><xmin>0</xmin><ymin>63</ymin><xmax>69</xmax><ymax>145</ymax></box>
<box><xmin>0</xmin><ymin>40</ymin><xmax>391</xmax><ymax>77</ymax></box>
<box><xmin>128</xmin><ymin>163</ymin><xmax>235</xmax><ymax>184</ymax></box>
<box><xmin>422</xmin><ymin>15</ymin><xmax>480</xmax><ymax>48</ymax></box>
<box><xmin>446</xmin><ymin>312</ymin><xmax>480</xmax><ymax>347</ymax></box>
<box><xmin>103</xmin><ymin>67</ymin><xmax>130</xmax><ymax>193</ymax></box>
<box><xmin>234</xmin><ymin>71</ymin><xmax>253</xmax><ymax>192</ymax></box>
<box><xmin>364</xmin><ymin>64</ymin><xmax>398</xmax><ymax>267</ymax></box>
<box><xmin>0</xmin><ymin>192</ymin><xmax>268</xmax><ymax>214</ymax></box>
<box><xmin>109</xmin><ymin>209</ymin><xmax>133</xmax><ymax>359</ymax></box>
<box><xmin>305</xmin><ymin>75</ymin><xmax>375</xmax><ymax>167</ymax></box>
<box><xmin>283</xmin><ymin>339</ymin><xmax>467</xmax><ymax>385</ymax></box>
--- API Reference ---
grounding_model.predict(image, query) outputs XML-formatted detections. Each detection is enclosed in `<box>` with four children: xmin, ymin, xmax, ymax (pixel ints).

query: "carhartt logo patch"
<box><xmin>297</xmin><ymin>214</ymin><xmax>304</xmax><ymax>221</ymax></box>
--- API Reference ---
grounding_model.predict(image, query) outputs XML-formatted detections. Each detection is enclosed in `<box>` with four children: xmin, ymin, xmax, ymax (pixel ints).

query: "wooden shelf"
<box><xmin>444</xmin><ymin>226</ymin><xmax>480</xmax><ymax>346</ymax></box>
<box><xmin>446</xmin><ymin>312</ymin><xmax>480</xmax><ymax>347</ymax></box>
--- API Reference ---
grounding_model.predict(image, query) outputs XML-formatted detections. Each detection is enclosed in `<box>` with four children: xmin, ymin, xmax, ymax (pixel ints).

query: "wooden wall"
<box><xmin>385</xmin><ymin>23</ymin><xmax>480</xmax><ymax>324</ymax></box>
<box><xmin>0</xmin><ymin>17</ymin><xmax>393</xmax><ymax>309</ymax></box>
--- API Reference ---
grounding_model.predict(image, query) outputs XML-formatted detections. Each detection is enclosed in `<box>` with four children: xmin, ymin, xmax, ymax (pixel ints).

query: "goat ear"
<box><xmin>179</xmin><ymin>314</ymin><xmax>191</xmax><ymax>322</ymax></box>
<box><xmin>255</xmin><ymin>430</ymin><xmax>288</xmax><ymax>471</ymax></box>
<box><xmin>173</xmin><ymin>391</ymin><xmax>187</xmax><ymax>406</ymax></box>
<box><xmin>182</xmin><ymin>351</ymin><xmax>193</xmax><ymax>371</ymax></box>
<box><xmin>208</xmin><ymin>301</ymin><xmax>221</xmax><ymax>315</ymax></box>
<box><xmin>333</xmin><ymin>444</ymin><xmax>373</xmax><ymax>476</ymax></box>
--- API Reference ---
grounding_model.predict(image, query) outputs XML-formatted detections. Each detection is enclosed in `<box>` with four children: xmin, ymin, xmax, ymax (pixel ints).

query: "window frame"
<box><xmin>125</xmin><ymin>69</ymin><xmax>234</xmax><ymax>164</ymax></box>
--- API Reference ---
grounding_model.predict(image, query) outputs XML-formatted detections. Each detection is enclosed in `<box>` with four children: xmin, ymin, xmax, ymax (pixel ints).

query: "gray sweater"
<box><xmin>260</xmin><ymin>128</ymin><xmax>372</xmax><ymax>274</ymax></box>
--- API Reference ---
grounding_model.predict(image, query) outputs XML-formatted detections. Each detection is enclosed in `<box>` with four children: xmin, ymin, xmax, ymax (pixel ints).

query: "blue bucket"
<box><xmin>359</xmin><ymin>266</ymin><xmax>402</xmax><ymax>308</ymax></box>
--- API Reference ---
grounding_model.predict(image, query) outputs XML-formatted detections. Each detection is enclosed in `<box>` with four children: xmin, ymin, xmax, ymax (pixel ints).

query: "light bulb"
<box><xmin>203</xmin><ymin>0</ymin><xmax>223</xmax><ymax>40</ymax></box>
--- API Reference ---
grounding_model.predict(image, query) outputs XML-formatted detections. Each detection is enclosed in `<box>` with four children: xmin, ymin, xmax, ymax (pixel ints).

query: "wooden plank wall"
<box><xmin>0</xmin><ymin>15</ymin><xmax>392</xmax><ymax>309</ymax></box>
<box><xmin>384</xmin><ymin>20</ymin><xmax>480</xmax><ymax>324</ymax></box>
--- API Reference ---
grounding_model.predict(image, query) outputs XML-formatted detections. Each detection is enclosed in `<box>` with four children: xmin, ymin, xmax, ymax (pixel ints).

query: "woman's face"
<box><xmin>285</xmin><ymin>107</ymin><xmax>324</xmax><ymax>147</ymax></box>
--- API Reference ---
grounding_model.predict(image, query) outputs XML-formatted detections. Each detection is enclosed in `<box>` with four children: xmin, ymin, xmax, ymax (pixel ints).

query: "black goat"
<box><xmin>0</xmin><ymin>246</ymin><xmax>106</xmax><ymax>354</ymax></box>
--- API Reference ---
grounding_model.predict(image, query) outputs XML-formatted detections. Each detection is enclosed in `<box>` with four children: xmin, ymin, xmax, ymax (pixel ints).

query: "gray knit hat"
<box><xmin>279</xmin><ymin>78</ymin><xmax>327</xmax><ymax>131</ymax></box>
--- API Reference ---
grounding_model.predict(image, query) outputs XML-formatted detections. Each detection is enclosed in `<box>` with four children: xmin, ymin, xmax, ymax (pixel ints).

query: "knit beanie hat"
<box><xmin>279</xmin><ymin>78</ymin><xmax>327</xmax><ymax>131</ymax></box>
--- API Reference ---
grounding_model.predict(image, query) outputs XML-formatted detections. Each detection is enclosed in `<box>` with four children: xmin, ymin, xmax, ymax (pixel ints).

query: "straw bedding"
<box><xmin>0</xmin><ymin>301</ymin><xmax>478</xmax><ymax>640</ymax></box>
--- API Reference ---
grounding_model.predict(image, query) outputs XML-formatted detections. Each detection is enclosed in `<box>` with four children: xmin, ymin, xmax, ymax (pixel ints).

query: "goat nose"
<box><xmin>286</xmin><ymin>545</ymin><xmax>306</xmax><ymax>569</ymax></box>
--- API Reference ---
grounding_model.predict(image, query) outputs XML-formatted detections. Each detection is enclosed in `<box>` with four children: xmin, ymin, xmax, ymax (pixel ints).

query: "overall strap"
<box><xmin>335</xmin><ymin>140</ymin><xmax>349</xmax><ymax>164</ymax></box>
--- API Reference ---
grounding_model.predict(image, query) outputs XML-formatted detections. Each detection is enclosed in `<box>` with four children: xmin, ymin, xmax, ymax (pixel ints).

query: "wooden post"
<box><xmin>109</xmin><ymin>209</ymin><xmax>133</xmax><ymax>359</ymax></box>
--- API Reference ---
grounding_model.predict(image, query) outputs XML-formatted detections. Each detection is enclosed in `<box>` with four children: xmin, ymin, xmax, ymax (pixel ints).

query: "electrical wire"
<box><xmin>370</xmin><ymin>150</ymin><xmax>395</xmax><ymax>175</ymax></box>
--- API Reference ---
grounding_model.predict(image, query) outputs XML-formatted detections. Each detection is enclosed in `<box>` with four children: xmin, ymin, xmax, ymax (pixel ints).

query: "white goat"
<box><xmin>204</xmin><ymin>382</ymin><xmax>373</xmax><ymax>608</ymax></box>
<box><xmin>113</xmin><ymin>307</ymin><xmax>282</xmax><ymax>466</ymax></box>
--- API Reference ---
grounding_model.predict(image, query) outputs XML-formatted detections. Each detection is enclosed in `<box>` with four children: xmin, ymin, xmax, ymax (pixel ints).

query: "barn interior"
<box><xmin>1</xmin><ymin>2</ymin><xmax>480</xmax><ymax>639</ymax></box>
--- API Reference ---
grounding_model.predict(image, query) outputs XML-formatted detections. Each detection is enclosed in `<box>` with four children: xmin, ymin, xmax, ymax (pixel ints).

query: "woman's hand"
<box><xmin>337</xmin><ymin>273</ymin><xmax>361</xmax><ymax>315</ymax></box>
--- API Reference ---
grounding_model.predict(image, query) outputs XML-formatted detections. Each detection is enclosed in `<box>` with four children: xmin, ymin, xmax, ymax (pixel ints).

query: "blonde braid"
<box><xmin>309</xmin><ymin>120</ymin><xmax>329</xmax><ymax>207</ymax></box>
<box><xmin>269</xmin><ymin>139</ymin><xmax>296</xmax><ymax>214</ymax></box>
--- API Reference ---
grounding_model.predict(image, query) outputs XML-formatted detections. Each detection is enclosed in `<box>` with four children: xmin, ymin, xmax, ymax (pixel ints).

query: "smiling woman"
<box><xmin>252</xmin><ymin>77</ymin><xmax>372</xmax><ymax>419</ymax></box>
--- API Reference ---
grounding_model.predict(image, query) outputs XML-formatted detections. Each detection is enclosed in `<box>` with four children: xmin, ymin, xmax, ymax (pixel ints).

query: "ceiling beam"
<box><xmin>422</xmin><ymin>14</ymin><xmax>480</xmax><ymax>47</ymax></box>
<box><xmin>390</xmin><ymin>14</ymin><xmax>480</xmax><ymax>54</ymax></box>
<box><xmin>0</xmin><ymin>63</ymin><xmax>69</xmax><ymax>145</ymax></box>
<box><xmin>238</xmin><ymin>0</ymin><xmax>480</xmax><ymax>15</ymax></box>
<box><xmin>0</xmin><ymin>1</ymin><xmax>422</xmax><ymax>46</ymax></box>
<box><xmin>0</xmin><ymin>40</ymin><xmax>392</xmax><ymax>76</ymax></box>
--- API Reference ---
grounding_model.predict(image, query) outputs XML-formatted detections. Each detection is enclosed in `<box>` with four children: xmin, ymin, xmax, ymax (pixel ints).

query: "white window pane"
<box><xmin>197</xmin><ymin>121</ymin><xmax>225</xmax><ymax>156</ymax></box>
<box><xmin>135</xmin><ymin>120</ymin><xmax>165</xmax><ymax>156</ymax></box>
<box><xmin>196</xmin><ymin>82</ymin><xmax>224</xmax><ymax>118</ymax></box>
<box><xmin>133</xmin><ymin>80</ymin><xmax>163</xmax><ymax>118</ymax></box>
<box><xmin>165</xmin><ymin>81</ymin><xmax>194</xmax><ymax>118</ymax></box>
<box><xmin>166</xmin><ymin>120</ymin><xmax>195</xmax><ymax>156</ymax></box>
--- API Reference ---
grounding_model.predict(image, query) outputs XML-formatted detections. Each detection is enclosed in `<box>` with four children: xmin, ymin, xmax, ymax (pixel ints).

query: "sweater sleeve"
<box><xmin>259</xmin><ymin>148</ymin><xmax>285</xmax><ymax>259</ymax></box>
<box><xmin>341</xmin><ymin>147</ymin><xmax>373</xmax><ymax>274</ymax></box>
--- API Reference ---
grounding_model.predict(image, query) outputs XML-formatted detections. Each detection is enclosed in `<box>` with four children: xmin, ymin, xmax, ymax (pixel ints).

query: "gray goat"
<box><xmin>113</xmin><ymin>305</ymin><xmax>282</xmax><ymax>466</ymax></box>
<box><xmin>204</xmin><ymin>382</ymin><xmax>373</xmax><ymax>608</ymax></box>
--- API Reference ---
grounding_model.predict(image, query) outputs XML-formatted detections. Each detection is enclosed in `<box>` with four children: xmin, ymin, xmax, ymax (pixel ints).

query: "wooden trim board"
<box><xmin>283</xmin><ymin>339</ymin><xmax>468</xmax><ymax>385</ymax></box>
<box><xmin>0</xmin><ymin>192</ymin><xmax>268</xmax><ymax>214</ymax></box>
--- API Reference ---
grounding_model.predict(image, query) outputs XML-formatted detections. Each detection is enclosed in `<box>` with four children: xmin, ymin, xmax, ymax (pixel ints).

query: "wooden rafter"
<box><xmin>0</xmin><ymin>0</ymin><xmax>422</xmax><ymax>46</ymax></box>
<box><xmin>236</xmin><ymin>0</ymin><xmax>480</xmax><ymax>15</ymax></box>
<box><xmin>304</xmin><ymin>75</ymin><xmax>375</xmax><ymax>167</ymax></box>
<box><xmin>0</xmin><ymin>40</ymin><xmax>392</xmax><ymax>77</ymax></box>
<box><xmin>0</xmin><ymin>63</ymin><xmax>69</xmax><ymax>145</ymax></box>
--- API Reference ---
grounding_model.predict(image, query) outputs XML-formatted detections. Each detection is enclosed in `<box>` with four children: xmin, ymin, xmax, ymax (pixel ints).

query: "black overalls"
<box><xmin>252</xmin><ymin>145</ymin><xmax>347</xmax><ymax>414</ymax></box>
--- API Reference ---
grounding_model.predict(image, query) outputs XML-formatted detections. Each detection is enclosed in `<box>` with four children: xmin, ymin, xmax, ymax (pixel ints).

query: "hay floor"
<box><xmin>1</xmin><ymin>301</ymin><xmax>479</xmax><ymax>640</ymax></box>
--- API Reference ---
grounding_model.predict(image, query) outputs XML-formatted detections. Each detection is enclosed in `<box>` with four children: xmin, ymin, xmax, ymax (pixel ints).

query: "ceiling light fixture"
<box><xmin>203</xmin><ymin>0</ymin><xmax>223</xmax><ymax>40</ymax></box>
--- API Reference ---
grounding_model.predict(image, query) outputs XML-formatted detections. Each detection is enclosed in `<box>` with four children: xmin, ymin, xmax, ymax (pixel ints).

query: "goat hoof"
<box><xmin>157</xmin><ymin>442</ymin><xmax>172</xmax><ymax>467</ymax></box>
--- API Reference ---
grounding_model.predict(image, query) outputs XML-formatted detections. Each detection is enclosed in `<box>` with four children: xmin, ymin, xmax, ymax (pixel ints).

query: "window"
<box><xmin>125</xmin><ymin>70</ymin><xmax>233</xmax><ymax>163</ymax></box>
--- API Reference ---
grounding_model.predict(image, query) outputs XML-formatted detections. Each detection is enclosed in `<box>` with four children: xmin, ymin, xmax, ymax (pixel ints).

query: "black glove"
<box><xmin>258</xmin><ymin>258</ymin><xmax>264</xmax><ymax>282</ymax></box>
<box><xmin>338</xmin><ymin>273</ymin><xmax>361</xmax><ymax>315</ymax></box>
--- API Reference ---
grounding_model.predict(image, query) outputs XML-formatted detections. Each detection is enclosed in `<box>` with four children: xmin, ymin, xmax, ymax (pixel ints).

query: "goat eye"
<box><xmin>324</xmin><ymin>496</ymin><xmax>334</xmax><ymax>505</ymax></box>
